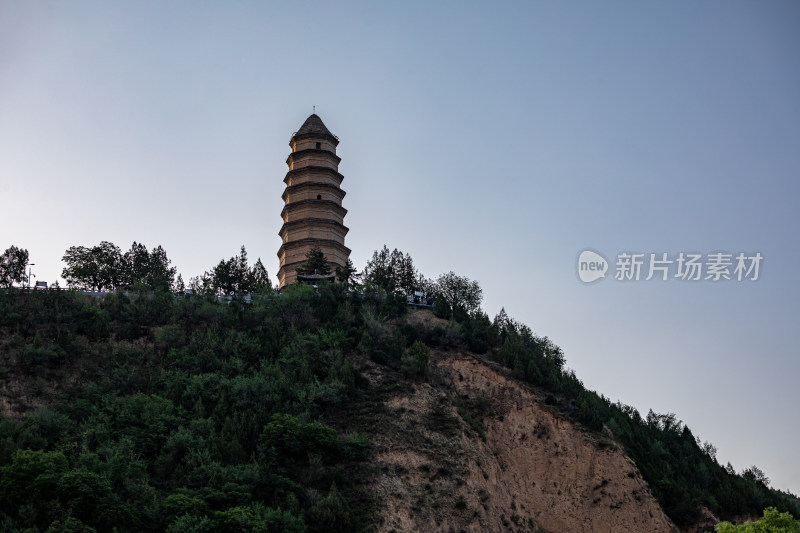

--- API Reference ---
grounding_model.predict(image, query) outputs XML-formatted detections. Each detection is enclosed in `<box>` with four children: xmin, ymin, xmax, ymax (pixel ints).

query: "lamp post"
<box><xmin>28</xmin><ymin>263</ymin><xmax>35</xmax><ymax>289</ymax></box>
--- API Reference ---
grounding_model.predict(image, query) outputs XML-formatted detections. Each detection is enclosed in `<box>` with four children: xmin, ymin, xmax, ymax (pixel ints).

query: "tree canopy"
<box><xmin>190</xmin><ymin>246</ymin><xmax>272</xmax><ymax>295</ymax></box>
<box><xmin>361</xmin><ymin>245</ymin><xmax>419</xmax><ymax>295</ymax></box>
<box><xmin>335</xmin><ymin>259</ymin><xmax>358</xmax><ymax>289</ymax></box>
<box><xmin>0</xmin><ymin>276</ymin><xmax>392</xmax><ymax>532</ymax></box>
<box><xmin>123</xmin><ymin>242</ymin><xmax>177</xmax><ymax>291</ymax></box>
<box><xmin>297</xmin><ymin>246</ymin><xmax>331</xmax><ymax>277</ymax></box>
<box><xmin>0</xmin><ymin>245</ymin><xmax>29</xmax><ymax>288</ymax></box>
<box><xmin>433</xmin><ymin>271</ymin><xmax>483</xmax><ymax>318</ymax></box>
<box><xmin>61</xmin><ymin>241</ymin><xmax>176</xmax><ymax>292</ymax></box>
<box><xmin>61</xmin><ymin>241</ymin><xmax>125</xmax><ymax>291</ymax></box>
<box><xmin>715</xmin><ymin>507</ymin><xmax>800</xmax><ymax>532</ymax></box>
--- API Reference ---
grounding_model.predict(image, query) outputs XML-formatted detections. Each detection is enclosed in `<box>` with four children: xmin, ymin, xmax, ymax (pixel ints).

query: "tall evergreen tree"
<box><xmin>297</xmin><ymin>246</ymin><xmax>331</xmax><ymax>276</ymax></box>
<box><xmin>335</xmin><ymin>259</ymin><xmax>358</xmax><ymax>288</ymax></box>
<box><xmin>362</xmin><ymin>245</ymin><xmax>420</xmax><ymax>295</ymax></box>
<box><xmin>362</xmin><ymin>245</ymin><xmax>394</xmax><ymax>292</ymax></box>
<box><xmin>122</xmin><ymin>242</ymin><xmax>150</xmax><ymax>288</ymax></box>
<box><xmin>250</xmin><ymin>258</ymin><xmax>272</xmax><ymax>292</ymax></box>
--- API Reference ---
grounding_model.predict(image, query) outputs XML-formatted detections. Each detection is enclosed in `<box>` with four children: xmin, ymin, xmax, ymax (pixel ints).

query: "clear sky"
<box><xmin>2</xmin><ymin>1</ymin><xmax>798</xmax><ymax>493</ymax></box>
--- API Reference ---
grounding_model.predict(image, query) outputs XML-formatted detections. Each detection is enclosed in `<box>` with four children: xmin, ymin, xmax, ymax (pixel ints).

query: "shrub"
<box><xmin>455</xmin><ymin>494</ymin><xmax>467</xmax><ymax>509</ymax></box>
<box><xmin>433</xmin><ymin>297</ymin><xmax>450</xmax><ymax>319</ymax></box>
<box><xmin>45</xmin><ymin>517</ymin><xmax>97</xmax><ymax>533</ymax></box>
<box><xmin>76</xmin><ymin>305</ymin><xmax>110</xmax><ymax>340</ymax></box>
<box><xmin>400</xmin><ymin>341</ymin><xmax>429</xmax><ymax>377</ymax></box>
<box><xmin>307</xmin><ymin>483</ymin><xmax>352</xmax><ymax>533</ymax></box>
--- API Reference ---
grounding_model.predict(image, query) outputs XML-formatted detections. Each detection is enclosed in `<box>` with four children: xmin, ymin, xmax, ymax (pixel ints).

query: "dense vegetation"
<box><xmin>0</xmin><ymin>285</ymin><xmax>384</xmax><ymax>532</ymax></box>
<box><xmin>715</xmin><ymin>507</ymin><xmax>800</xmax><ymax>532</ymax></box>
<box><xmin>1</xmin><ymin>241</ymin><xmax>798</xmax><ymax>531</ymax></box>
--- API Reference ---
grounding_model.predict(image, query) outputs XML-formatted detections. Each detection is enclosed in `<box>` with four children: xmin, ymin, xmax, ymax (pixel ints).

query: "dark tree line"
<box><xmin>360</xmin><ymin>245</ymin><xmax>483</xmax><ymax>320</ymax></box>
<box><xmin>55</xmin><ymin>239</ymin><xmax>480</xmax><ymax>309</ymax></box>
<box><xmin>293</xmin><ymin>243</ymin><xmax>484</xmax><ymax>322</ymax></box>
<box><xmin>58</xmin><ymin>241</ymin><xmax>273</xmax><ymax>297</ymax></box>
<box><xmin>188</xmin><ymin>245</ymin><xmax>271</xmax><ymax>296</ymax></box>
<box><xmin>360</xmin><ymin>245</ymin><xmax>420</xmax><ymax>295</ymax></box>
<box><xmin>61</xmin><ymin>241</ymin><xmax>177</xmax><ymax>292</ymax></box>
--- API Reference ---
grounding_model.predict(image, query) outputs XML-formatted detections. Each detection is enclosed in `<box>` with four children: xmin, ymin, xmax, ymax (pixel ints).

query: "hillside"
<box><xmin>0</xmin><ymin>286</ymin><xmax>797</xmax><ymax>532</ymax></box>
<box><xmin>349</xmin><ymin>347</ymin><xmax>676</xmax><ymax>532</ymax></box>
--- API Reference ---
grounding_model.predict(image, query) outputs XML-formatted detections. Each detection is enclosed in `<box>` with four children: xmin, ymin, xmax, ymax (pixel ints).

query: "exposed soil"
<box><xmin>352</xmin><ymin>350</ymin><xmax>680</xmax><ymax>533</ymax></box>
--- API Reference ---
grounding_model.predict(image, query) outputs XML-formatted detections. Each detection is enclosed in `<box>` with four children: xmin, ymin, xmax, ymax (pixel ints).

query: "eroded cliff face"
<box><xmin>360</xmin><ymin>351</ymin><xmax>678</xmax><ymax>533</ymax></box>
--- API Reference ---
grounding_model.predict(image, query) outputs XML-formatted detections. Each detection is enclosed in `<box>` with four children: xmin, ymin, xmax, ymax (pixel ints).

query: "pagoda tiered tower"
<box><xmin>277</xmin><ymin>114</ymin><xmax>351</xmax><ymax>288</ymax></box>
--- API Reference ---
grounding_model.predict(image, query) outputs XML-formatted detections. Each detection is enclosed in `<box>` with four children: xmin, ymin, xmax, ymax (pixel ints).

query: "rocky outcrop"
<box><xmin>363</xmin><ymin>351</ymin><xmax>679</xmax><ymax>533</ymax></box>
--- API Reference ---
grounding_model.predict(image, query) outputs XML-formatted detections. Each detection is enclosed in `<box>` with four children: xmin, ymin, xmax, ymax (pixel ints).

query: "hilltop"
<box><xmin>0</xmin><ymin>285</ymin><xmax>797</xmax><ymax>532</ymax></box>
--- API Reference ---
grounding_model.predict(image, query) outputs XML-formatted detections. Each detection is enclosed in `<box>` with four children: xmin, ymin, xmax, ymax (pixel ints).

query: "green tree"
<box><xmin>715</xmin><ymin>507</ymin><xmax>800</xmax><ymax>532</ymax></box>
<box><xmin>122</xmin><ymin>241</ymin><xmax>151</xmax><ymax>288</ymax></box>
<box><xmin>166</xmin><ymin>514</ymin><xmax>216</xmax><ymax>533</ymax></box>
<box><xmin>121</xmin><ymin>242</ymin><xmax>176</xmax><ymax>292</ymax></box>
<box><xmin>335</xmin><ymin>258</ymin><xmax>358</xmax><ymax>288</ymax></box>
<box><xmin>308</xmin><ymin>482</ymin><xmax>353</xmax><ymax>533</ymax></box>
<box><xmin>249</xmin><ymin>258</ymin><xmax>272</xmax><ymax>292</ymax></box>
<box><xmin>57</xmin><ymin>468</ymin><xmax>126</xmax><ymax>528</ymax></box>
<box><xmin>207</xmin><ymin>246</ymin><xmax>252</xmax><ymax>295</ymax></box>
<box><xmin>61</xmin><ymin>241</ymin><xmax>124</xmax><ymax>291</ymax></box>
<box><xmin>416</xmin><ymin>273</ymin><xmax>436</xmax><ymax>299</ymax></box>
<box><xmin>400</xmin><ymin>340</ymin><xmax>429</xmax><ymax>376</ymax></box>
<box><xmin>188</xmin><ymin>272</ymin><xmax>214</xmax><ymax>295</ymax></box>
<box><xmin>0</xmin><ymin>449</ymin><xmax>69</xmax><ymax>524</ymax></box>
<box><xmin>160</xmin><ymin>494</ymin><xmax>209</xmax><ymax>522</ymax></box>
<box><xmin>361</xmin><ymin>245</ymin><xmax>420</xmax><ymax>295</ymax></box>
<box><xmin>175</xmin><ymin>273</ymin><xmax>186</xmax><ymax>294</ymax></box>
<box><xmin>297</xmin><ymin>246</ymin><xmax>331</xmax><ymax>277</ymax></box>
<box><xmin>260</xmin><ymin>413</ymin><xmax>339</xmax><ymax>459</ymax></box>
<box><xmin>214</xmin><ymin>506</ymin><xmax>268</xmax><ymax>533</ymax></box>
<box><xmin>391</xmin><ymin>249</ymin><xmax>418</xmax><ymax>296</ymax></box>
<box><xmin>45</xmin><ymin>517</ymin><xmax>97</xmax><ymax>533</ymax></box>
<box><xmin>743</xmin><ymin>466</ymin><xmax>771</xmax><ymax>487</ymax></box>
<box><xmin>361</xmin><ymin>245</ymin><xmax>394</xmax><ymax>292</ymax></box>
<box><xmin>210</xmin><ymin>257</ymin><xmax>236</xmax><ymax>295</ymax></box>
<box><xmin>146</xmin><ymin>244</ymin><xmax>177</xmax><ymax>291</ymax></box>
<box><xmin>0</xmin><ymin>245</ymin><xmax>29</xmax><ymax>287</ymax></box>
<box><xmin>434</xmin><ymin>271</ymin><xmax>483</xmax><ymax>318</ymax></box>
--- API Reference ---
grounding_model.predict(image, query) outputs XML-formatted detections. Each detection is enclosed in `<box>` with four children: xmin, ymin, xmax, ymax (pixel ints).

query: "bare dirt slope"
<box><xmin>360</xmin><ymin>350</ymin><xmax>679</xmax><ymax>533</ymax></box>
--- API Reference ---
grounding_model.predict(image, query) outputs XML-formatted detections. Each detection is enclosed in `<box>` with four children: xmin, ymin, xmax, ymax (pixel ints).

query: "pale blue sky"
<box><xmin>2</xmin><ymin>2</ymin><xmax>799</xmax><ymax>493</ymax></box>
